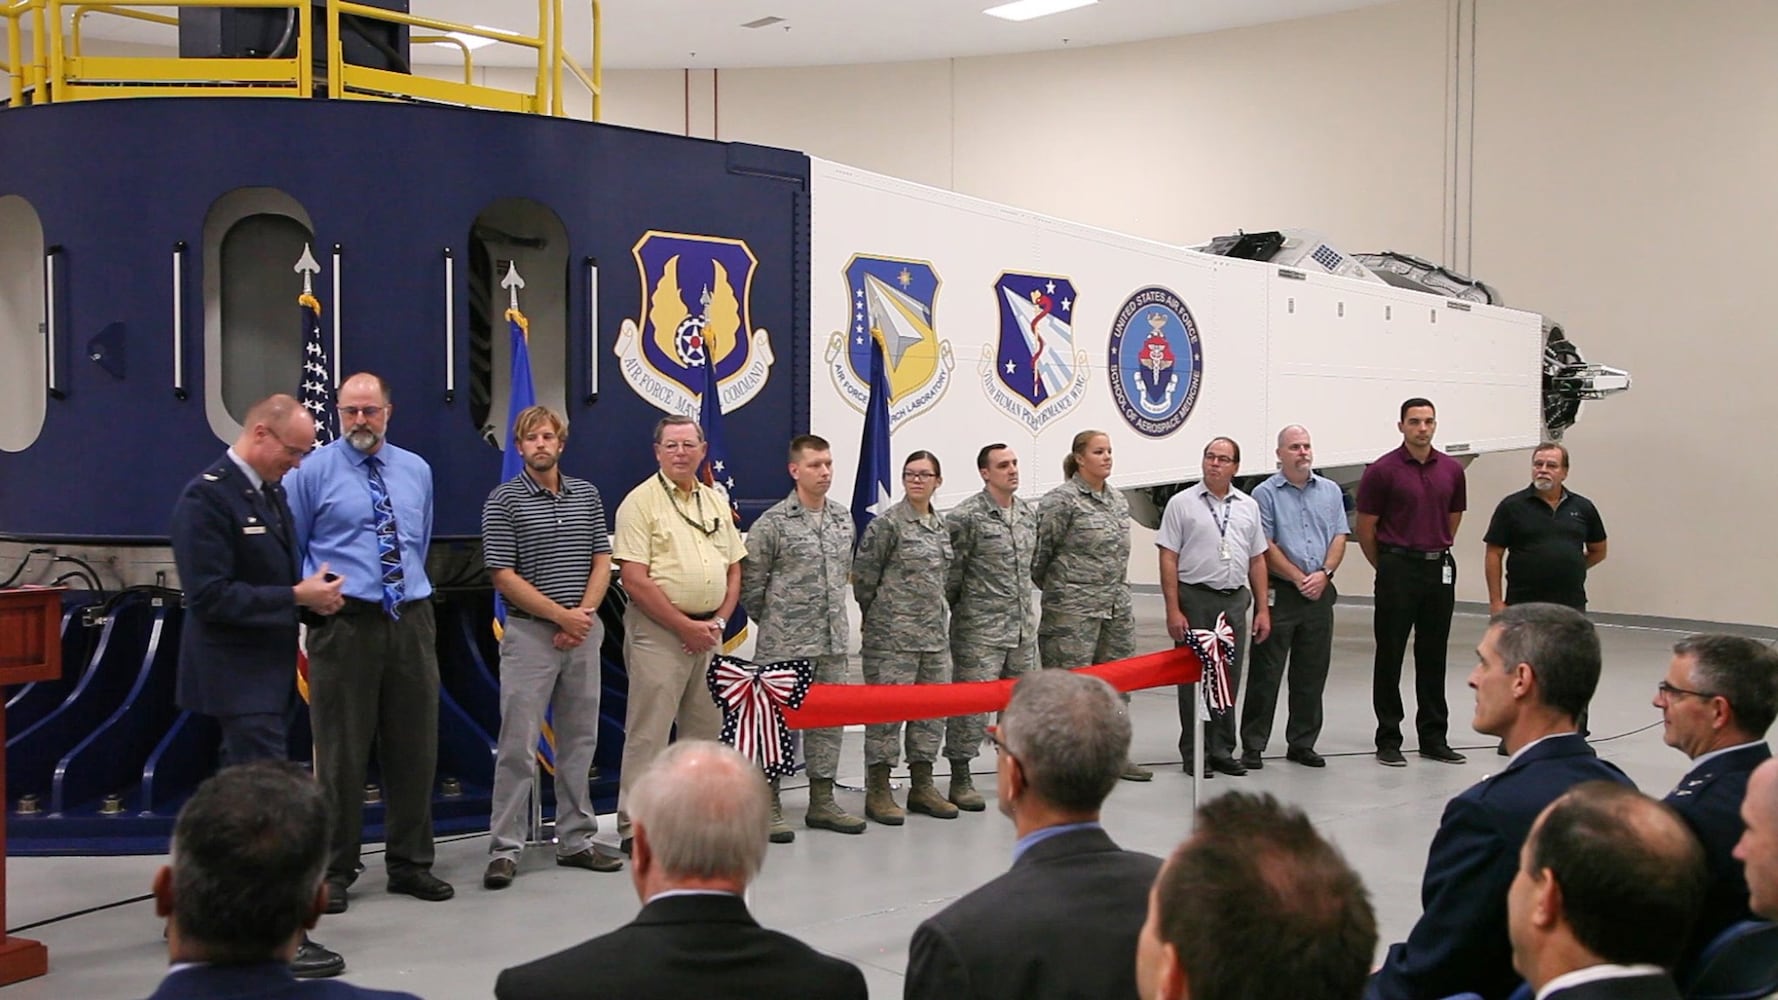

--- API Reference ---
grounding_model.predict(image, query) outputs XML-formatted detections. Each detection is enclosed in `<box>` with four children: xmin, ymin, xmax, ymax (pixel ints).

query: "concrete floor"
<box><xmin>5</xmin><ymin>594</ymin><xmax>1711</xmax><ymax>999</ymax></box>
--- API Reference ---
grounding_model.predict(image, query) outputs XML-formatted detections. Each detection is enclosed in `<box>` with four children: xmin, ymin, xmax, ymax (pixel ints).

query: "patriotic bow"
<box><xmin>1181</xmin><ymin>612</ymin><xmax>1237</xmax><ymax>718</ymax></box>
<box><xmin>707</xmin><ymin>655</ymin><xmax>815</xmax><ymax>778</ymax></box>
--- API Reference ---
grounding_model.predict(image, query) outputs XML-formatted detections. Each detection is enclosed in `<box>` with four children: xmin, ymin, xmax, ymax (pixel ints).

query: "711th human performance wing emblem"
<box><xmin>980</xmin><ymin>272</ymin><xmax>1089</xmax><ymax>433</ymax></box>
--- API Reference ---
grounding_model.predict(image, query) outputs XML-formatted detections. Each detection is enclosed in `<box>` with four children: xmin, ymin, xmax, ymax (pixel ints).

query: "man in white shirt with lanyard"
<box><xmin>1156</xmin><ymin>437</ymin><xmax>1270</xmax><ymax>778</ymax></box>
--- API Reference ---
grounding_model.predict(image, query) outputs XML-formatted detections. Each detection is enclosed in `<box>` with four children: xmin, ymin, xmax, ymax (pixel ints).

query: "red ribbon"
<box><xmin>782</xmin><ymin>644</ymin><xmax>1205</xmax><ymax>731</ymax></box>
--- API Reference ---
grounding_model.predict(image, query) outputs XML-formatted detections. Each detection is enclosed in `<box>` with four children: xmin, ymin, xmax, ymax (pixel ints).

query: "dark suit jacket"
<box><xmin>494</xmin><ymin>892</ymin><xmax>867</xmax><ymax>1000</ymax></box>
<box><xmin>170</xmin><ymin>454</ymin><xmax>302</xmax><ymax>717</ymax></box>
<box><xmin>140</xmin><ymin>960</ymin><xmax>420</xmax><ymax>1000</ymax></box>
<box><xmin>904</xmin><ymin>825</ymin><xmax>1163</xmax><ymax>1000</ymax></box>
<box><xmin>1665</xmin><ymin>742</ymin><xmax>1771</xmax><ymax>971</ymax></box>
<box><xmin>1366</xmin><ymin>734</ymin><xmax>1634</xmax><ymax>1000</ymax></box>
<box><xmin>1543</xmin><ymin>969</ymin><xmax>1681</xmax><ymax>1000</ymax></box>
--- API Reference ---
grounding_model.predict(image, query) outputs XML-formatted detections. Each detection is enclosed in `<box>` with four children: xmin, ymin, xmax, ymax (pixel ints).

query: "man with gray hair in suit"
<box><xmin>494</xmin><ymin>741</ymin><xmax>866</xmax><ymax>999</ymax></box>
<box><xmin>905</xmin><ymin>670</ymin><xmax>1162</xmax><ymax>999</ymax></box>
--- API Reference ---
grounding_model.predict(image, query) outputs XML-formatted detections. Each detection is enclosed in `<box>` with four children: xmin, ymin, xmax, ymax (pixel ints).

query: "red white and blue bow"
<box><xmin>707</xmin><ymin>655</ymin><xmax>815</xmax><ymax>778</ymax></box>
<box><xmin>1181</xmin><ymin>612</ymin><xmax>1237</xmax><ymax>715</ymax></box>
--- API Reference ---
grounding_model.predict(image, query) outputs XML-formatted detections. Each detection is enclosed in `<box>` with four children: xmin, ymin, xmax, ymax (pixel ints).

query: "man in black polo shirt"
<box><xmin>1483</xmin><ymin>443</ymin><xmax>1607</xmax><ymax>614</ymax></box>
<box><xmin>1356</xmin><ymin>398</ymin><xmax>1468</xmax><ymax>768</ymax></box>
<box><xmin>480</xmin><ymin>405</ymin><xmax>625</xmax><ymax>890</ymax></box>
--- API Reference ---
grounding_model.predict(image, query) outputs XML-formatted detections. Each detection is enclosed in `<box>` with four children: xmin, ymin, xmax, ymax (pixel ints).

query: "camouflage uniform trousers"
<box><xmin>861</xmin><ymin>646</ymin><xmax>951</xmax><ymax>766</ymax></box>
<box><xmin>758</xmin><ymin>650</ymin><xmax>849</xmax><ymax>781</ymax></box>
<box><xmin>942</xmin><ymin>637</ymin><xmax>1035</xmax><ymax>762</ymax></box>
<box><xmin>1037</xmin><ymin>607</ymin><xmax>1136</xmax><ymax>670</ymax></box>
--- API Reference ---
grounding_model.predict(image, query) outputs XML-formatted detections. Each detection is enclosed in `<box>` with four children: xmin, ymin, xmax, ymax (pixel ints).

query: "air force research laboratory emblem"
<box><xmin>615</xmin><ymin>230</ymin><xmax>776</xmax><ymax>416</ymax></box>
<box><xmin>1108</xmin><ymin>285</ymin><xmax>1203</xmax><ymax>438</ymax></box>
<box><xmin>980</xmin><ymin>272</ymin><xmax>1089</xmax><ymax>433</ymax></box>
<box><xmin>826</xmin><ymin>255</ymin><xmax>955</xmax><ymax>429</ymax></box>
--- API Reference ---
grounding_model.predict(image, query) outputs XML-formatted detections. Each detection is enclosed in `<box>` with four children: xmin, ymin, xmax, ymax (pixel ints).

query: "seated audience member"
<box><xmin>144</xmin><ymin>761</ymin><xmax>421</xmax><ymax>1000</ymax></box>
<box><xmin>904</xmin><ymin>670</ymin><xmax>1162</xmax><ymax>1000</ymax></box>
<box><xmin>1136</xmin><ymin>791</ymin><xmax>1377</xmax><ymax>1000</ymax></box>
<box><xmin>1508</xmin><ymin>782</ymin><xmax>1708</xmax><ymax>1000</ymax></box>
<box><xmin>494</xmin><ymin>740</ymin><xmax>866</xmax><ymax>1000</ymax></box>
<box><xmin>1653</xmin><ymin>634</ymin><xmax>1776</xmax><ymax>968</ymax></box>
<box><xmin>1737</xmin><ymin>758</ymin><xmax>1778</xmax><ymax>919</ymax></box>
<box><xmin>1367</xmin><ymin>603</ymin><xmax>1633</xmax><ymax>1000</ymax></box>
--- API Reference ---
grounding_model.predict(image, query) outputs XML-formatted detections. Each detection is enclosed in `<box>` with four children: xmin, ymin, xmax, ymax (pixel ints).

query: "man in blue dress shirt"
<box><xmin>1242</xmin><ymin>424</ymin><xmax>1348</xmax><ymax>769</ymax></box>
<box><xmin>285</xmin><ymin>372</ymin><xmax>452</xmax><ymax>913</ymax></box>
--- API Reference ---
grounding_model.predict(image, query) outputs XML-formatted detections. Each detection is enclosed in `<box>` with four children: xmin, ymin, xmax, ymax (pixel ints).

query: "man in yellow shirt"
<box><xmin>612</xmin><ymin>414</ymin><xmax>747</xmax><ymax>853</ymax></box>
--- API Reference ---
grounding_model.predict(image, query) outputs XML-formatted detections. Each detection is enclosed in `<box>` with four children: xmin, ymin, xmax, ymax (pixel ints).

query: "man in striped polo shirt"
<box><xmin>480</xmin><ymin>405</ymin><xmax>625</xmax><ymax>890</ymax></box>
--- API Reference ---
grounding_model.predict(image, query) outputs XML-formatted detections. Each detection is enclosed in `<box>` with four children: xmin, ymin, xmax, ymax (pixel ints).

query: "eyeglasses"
<box><xmin>1204</xmin><ymin>454</ymin><xmax>1237</xmax><ymax>465</ymax></box>
<box><xmin>339</xmin><ymin>405</ymin><xmax>385</xmax><ymax>419</ymax></box>
<box><xmin>986</xmin><ymin>726</ymin><xmax>1012</xmax><ymax>756</ymax></box>
<box><xmin>657</xmin><ymin>440</ymin><xmax>704</xmax><ymax>453</ymax></box>
<box><xmin>903</xmin><ymin>471</ymin><xmax>938</xmax><ymax>481</ymax></box>
<box><xmin>263</xmin><ymin>425</ymin><xmax>312</xmax><ymax>459</ymax></box>
<box><xmin>1656</xmin><ymin>680</ymin><xmax>1719</xmax><ymax>702</ymax></box>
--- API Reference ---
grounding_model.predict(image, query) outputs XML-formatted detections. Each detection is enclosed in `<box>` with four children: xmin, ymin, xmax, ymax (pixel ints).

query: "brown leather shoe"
<box><xmin>557</xmin><ymin>847</ymin><xmax>624</xmax><ymax>873</ymax></box>
<box><xmin>482</xmin><ymin>858</ymin><xmax>517</xmax><ymax>890</ymax></box>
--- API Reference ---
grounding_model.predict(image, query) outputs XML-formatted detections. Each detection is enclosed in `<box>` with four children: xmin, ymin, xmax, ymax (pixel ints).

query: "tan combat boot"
<box><xmin>946</xmin><ymin>758</ymin><xmax>986</xmax><ymax>812</ymax></box>
<box><xmin>906</xmin><ymin>761</ymin><xmax>959</xmax><ymax>819</ymax></box>
<box><xmin>805</xmin><ymin>777</ymin><xmax>866</xmax><ymax>834</ymax></box>
<box><xmin>864</xmin><ymin>763</ymin><xmax>905</xmax><ymax>826</ymax></box>
<box><xmin>767</xmin><ymin>778</ymin><xmax>795</xmax><ymax>843</ymax></box>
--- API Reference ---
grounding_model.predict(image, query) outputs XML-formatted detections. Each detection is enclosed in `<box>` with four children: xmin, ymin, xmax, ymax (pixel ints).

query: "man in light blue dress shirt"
<box><xmin>1242</xmin><ymin>425</ymin><xmax>1348</xmax><ymax>769</ymax></box>
<box><xmin>285</xmin><ymin>372</ymin><xmax>453</xmax><ymax>913</ymax></box>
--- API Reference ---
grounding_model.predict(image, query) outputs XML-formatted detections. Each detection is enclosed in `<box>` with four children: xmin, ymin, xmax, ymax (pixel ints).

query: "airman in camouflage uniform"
<box><xmin>853</xmin><ymin>451</ymin><xmax>956</xmax><ymax>823</ymax></box>
<box><xmin>740</xmin><ymin>435</ymin><xmax>867</xmax><ymax>838</ymax></box>
<box><xmin>941</xmin><ymin>444</ymin><xmax>1036</xmax><ymax>811</ymax></box>
<box><xmin>1033</xmin><ymin>430</ymin><xmax>1151</xmax><ymax>780</ymax></box>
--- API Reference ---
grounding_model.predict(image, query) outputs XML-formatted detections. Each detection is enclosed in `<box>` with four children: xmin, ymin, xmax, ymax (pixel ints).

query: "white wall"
<box><xmin>595</xmin><ymin>0</ymin><xmax>1770</xmax><ymax>626</ymax></box>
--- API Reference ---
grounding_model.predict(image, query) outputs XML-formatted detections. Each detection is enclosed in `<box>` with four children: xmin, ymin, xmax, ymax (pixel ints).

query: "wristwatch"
<box><xmin>712</xmin><ymin>616</ymin><xmax>728</xmax><ymax>629</ymax></box>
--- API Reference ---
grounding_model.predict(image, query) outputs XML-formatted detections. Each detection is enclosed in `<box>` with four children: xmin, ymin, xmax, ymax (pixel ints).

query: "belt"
<box><xmin>337</xmin><ymin>596</ymin><xmax>427</xmax><ymax>616</ymax></box>
<box><xmin>685</xmin><ymin>610</ymin><xmax>718</xmax><ymax>621</ymax></box>
<box><xmin>1180</xmin><ymin>581</ymin><xmax>1246</xmax><ymax>597</ymax></box>
<box><xmin>506</xmin><ymin>607</ymin><xmax>538</xmax><ymax>622</ymax></box>
<box><xmin>1380</xmin><ymin>545</ymin><xmax>1447</xmax><ymax>561</ymax></box>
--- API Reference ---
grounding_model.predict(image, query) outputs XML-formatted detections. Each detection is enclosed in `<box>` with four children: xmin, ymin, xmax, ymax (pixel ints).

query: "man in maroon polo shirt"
<box><xmin>1356</xmin><ymin>398</ymin><xmax>1468</xmax><ymax>767</ymax></box>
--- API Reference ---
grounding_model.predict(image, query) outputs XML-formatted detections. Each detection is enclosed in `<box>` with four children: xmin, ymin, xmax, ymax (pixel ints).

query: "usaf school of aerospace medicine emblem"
<box><xmin>615</xmin><ymin>230</ymin><xmax>776</xmax><ymax>416</ymax></box>
<box><xmin>826</xmin><ymin>254</ymin><xmax>954</xmax><ymax>428</ymax></box>
<box><xmin>979</xmin><ymin>272</ymin><xmax>1090</xmax><ymax>433</ymax></box>
<box><xmin>1108</xmin><ymin>285</ymin><xmax>1203</xmax><ymax>438</ymax></box>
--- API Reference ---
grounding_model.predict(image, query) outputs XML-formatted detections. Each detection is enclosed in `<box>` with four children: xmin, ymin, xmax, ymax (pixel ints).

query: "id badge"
<box><xmin>1441</xmin><ymin>562</ymin><xmax>1454</xmax><ymax>586</ymax></box>
<box><xmin>1267</xmin><ymin>589</ymin><xmax>1277</xmax><ymax>608</ymax></box>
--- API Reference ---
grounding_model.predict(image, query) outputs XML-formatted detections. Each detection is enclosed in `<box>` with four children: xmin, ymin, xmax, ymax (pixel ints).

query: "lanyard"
<box><xmin>1201</xmin><ymin>492</ymin><xmax>1232</xmax><ymax>542</ymax></box>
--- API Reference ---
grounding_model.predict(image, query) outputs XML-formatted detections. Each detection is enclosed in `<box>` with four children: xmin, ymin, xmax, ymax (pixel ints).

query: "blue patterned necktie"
<box><xmin>364</xmin><ymin>456</ymin><xmax>407</xmax><ymax>619</ymax></box>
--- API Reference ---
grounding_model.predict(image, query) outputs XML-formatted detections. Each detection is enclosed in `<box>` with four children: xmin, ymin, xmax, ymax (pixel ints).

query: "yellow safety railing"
<box><xmin>551</xmin><ymin>0</ymin><xmax>600</xmax><ymax>120</ymax></box>
<box><xmin>71</xmin><ymin>3</ymin><xmax>176</xmax><ymax>59</ymax></box>
<box><xmin>48</xmin><ymin>0</ymin><xmax>312</xmax><ymax>101</ymax></box>
<box><xmin>327</xmin><ymin>0</ymin><xmax>546</xmax><ymax>113</ymax></box>
<box><xmin>411</xmin><ymin>33</ymin><xmax>472</xmax><ymax>87</ymax></box>
<box><xmin>0</xmin><ymin>0</ymin><xmax>603</xmax><ymax>119</ymax></box>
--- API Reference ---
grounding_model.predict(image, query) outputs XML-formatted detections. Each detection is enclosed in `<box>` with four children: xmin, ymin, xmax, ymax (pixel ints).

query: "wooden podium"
<box><xmin>0</xmin><ymin>587</ymin><xmax>61</xmax><ymax>985</ymax></box>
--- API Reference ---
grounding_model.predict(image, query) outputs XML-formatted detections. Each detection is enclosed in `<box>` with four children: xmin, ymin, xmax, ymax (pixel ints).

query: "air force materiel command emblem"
<box><xmin>980</xmin><ymin>273</ymin><xmax>1090</xmax><ymax>433</ymax></box>
<box><xmin>826</xmin><ymin>255</ymin><xmax>955</xmax><ymax>429</ymax></box>
<box><xmin>1108</xmin><ymin>285</ymin><xmax>1203</xmax><ymax>438</ymax></box>
<box><xmin>615</xmin><ymin>231</ymin><xmax>776</xmax><ymax>416</ymax></box>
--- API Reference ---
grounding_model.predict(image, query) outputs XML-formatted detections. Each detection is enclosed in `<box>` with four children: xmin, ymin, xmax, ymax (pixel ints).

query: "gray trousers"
<box><xmin>1171</xmin><ymin>583</ymin><xmax>1250</xmax><ymax>763</ymax></box>
<box><xmin>305</xmin><ymin>600</ymin><xmax>439</xmax><ymax>883</ymax></box>
<box><xmin>1240</xmin><ymin>582</ymin><xmax>1335</xmax><ymax>754</ymax></box>
<box><xmin>489</xmin><ymin>616</ymin><xmax>604</xmax><ymax>861</ymax></box>
<box><xmin>861</xmin><ymin>647</ymin><xmax>950</xmax><ymax>767</ymax></box>
<box><xmin>943</xmin><ymin>637</ymin><xmax>1034</xmax><ymax>762</ymax></box>
<box><xmin>756</xmin><ymin>650</ymin><xmax>847</xmax><ymax>781</ymax></box>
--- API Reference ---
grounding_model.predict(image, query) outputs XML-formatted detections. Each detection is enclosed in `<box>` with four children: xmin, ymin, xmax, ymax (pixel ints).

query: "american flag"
<box><xmin>298</xmin><ymin>292</ymin><xmax>337</xmax><ymax>444</ymax></box>
<box><xmin>1182</xmin><ymin>612</ymin><xmax>1238</xmax><ymax>714</ymax></box>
